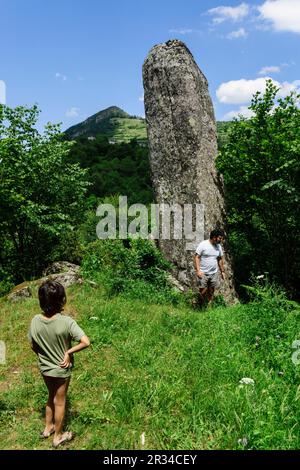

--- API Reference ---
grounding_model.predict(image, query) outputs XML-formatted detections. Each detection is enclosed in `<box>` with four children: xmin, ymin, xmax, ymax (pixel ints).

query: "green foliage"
<box><xmin>65</xmin><ymin>135</ymin><xmax>153</xmax><ymax>205</ymax></box>
<box><xmin>0</xmin><ymin>268</ymin><xmax>14</xmax><ymax>297</ymax></box>
<box><xmin>0</xmin><ymin>104</ymin><xmax>90</xmax><ymax>282</ymax></box>
<box><xmin>217</xmin><ymin>81</ymin><xmax>300</xmax><ymax>297</ymax></box>
<box><xmin>216</xmin><ymin>121</ymin><xmax>233</xmax><ymax>149</ymax></box>
<box><xmin>78</xmin><ymin>195</ymin><xmax>124</xmax><ymax>246</ymax></box>
<box><xmin>81</xmin><ymin>238</ymin><xmax>172</xmax><ymax>298</ymax></box>
<box><xmin>241</xmin><ymin>280</ymin><xmax>300</xmax><ymax>364</ymax></box>
<box><xmin>49</xmin><ymin>229</ymin><xmax>84</xmax><ymax>265</ymax></box>
<box><xmin>117</xmin><ymin>279</ymin><xmax>182</xmax><ymax>305</ymax></box>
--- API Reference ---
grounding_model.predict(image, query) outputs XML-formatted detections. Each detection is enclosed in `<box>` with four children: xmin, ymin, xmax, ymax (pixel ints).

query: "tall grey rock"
<box><xmin>142</xmin><ymin>39</ymin><xmax>236</xmax><ymax>303</ymax></box>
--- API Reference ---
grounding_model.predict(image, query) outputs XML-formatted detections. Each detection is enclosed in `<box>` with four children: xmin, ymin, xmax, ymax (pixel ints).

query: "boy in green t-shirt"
<box><xmin>29</xmin><ymin>280</ymin><xmax>90</xmax><ymax>448</ymax></box>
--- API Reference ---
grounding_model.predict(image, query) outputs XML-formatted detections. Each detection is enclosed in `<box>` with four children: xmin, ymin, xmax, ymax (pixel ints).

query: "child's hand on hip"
<box><xmin>60</xmin><ymin>352</ymin><xmax>71</xmax><ymax>368</ymax></box>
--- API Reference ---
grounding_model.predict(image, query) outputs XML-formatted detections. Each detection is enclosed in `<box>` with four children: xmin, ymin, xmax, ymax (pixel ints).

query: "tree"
<box><xmin>65</xmin><ymin>135</ymin><xmax>153</xmax><ymax>205</ymax></box>
<box><xmin>0</xmin><ymin>104</ymin><xmax>90</xmax><ymax>282</ymax></box>
<box><xmin>217</xmin><ymin>80</ymin><xmax>300</xmax><ymax>297</ymax></box>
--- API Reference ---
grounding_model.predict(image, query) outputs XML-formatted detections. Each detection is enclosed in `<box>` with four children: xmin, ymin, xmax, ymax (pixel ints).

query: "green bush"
<box><xmin>0</xmin><ymin>268</ymin><xmax>14</xmax><ymax>297</ymax></box>
<box><xmin>81</xmin><ymin>238</ymin><xmax>173</xmax><ymax>298</ymax></box>
<box><xmin>239</xmin><ymin>280</ymin><xmax>300</xmax><ymax>375</ymax></box>
<box><xmin>217</xmin><ymin>81</ymin><xmax>300</xmax><ymax>298</ymax></box>
<box><xmin>49</xmin><ymin>229</ymin><xmax>84</xmax><ymax>265</ymax></box>
<box><xmin>118</xmin><ymin>279</ymin><xmax>182</xmax><ymax>305</ymax></box>
<box><xmin>0</xmin><ymin>104</ymin><xmax>89</xmax><ymax>282</ymax></box>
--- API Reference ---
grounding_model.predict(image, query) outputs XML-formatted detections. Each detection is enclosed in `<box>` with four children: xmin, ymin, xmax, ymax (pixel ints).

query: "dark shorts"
<box><xmin>197</xmin><ymin>272</ymin><xmax>220</xmax><ymax>289</ymax></box>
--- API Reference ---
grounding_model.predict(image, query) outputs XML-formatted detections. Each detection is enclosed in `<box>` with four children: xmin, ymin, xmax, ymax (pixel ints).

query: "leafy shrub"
<box><xmin>49</xmin><ymin>229</ymin><xmax>84</xmax><ymax>265</ymax></box>
<box><xmin>239</xmin><ymin>280</ymin><xmax>300</xmax><ymax>374</ymax></box>
<box><xmin>118</xmin><ymin>279</ymin><xmax>182</xmax><ymax>305</ymax></box>
<box><xmin>217</xmin><ymin>81</ymin><xmax>300</xmax><ymax>298</ymax></box>
<box><xmin>0</xmin><ymin>104</ymin><xmax>89</xmax><ymax>282</ymax></box>
<box><xmin>0</xmin><ymin>268</ymin><xmax>14</xmax><ymax>297</ymax></box>
<box><xmin>81</xmin><ymin>238</ymin><xmax>172</xmax><ymax>298</ymax></box>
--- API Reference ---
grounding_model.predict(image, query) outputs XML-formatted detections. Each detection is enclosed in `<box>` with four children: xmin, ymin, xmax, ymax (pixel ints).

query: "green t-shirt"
<box><xmin>28</xmin><ymin>313</ymin><xmax>85</xmax><ymax>378</ymax></box>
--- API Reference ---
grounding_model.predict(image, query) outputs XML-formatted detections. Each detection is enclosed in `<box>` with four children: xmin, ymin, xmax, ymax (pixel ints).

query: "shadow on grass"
<box><xmin>0</xmin><ymin>400</ymin><xmax>16</xmax><ymax>412</ymax></box>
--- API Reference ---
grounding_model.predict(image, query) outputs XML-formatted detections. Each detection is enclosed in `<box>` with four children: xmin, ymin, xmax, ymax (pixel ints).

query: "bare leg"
<box><xmin>207</xmin><ymin>287</ymin><xmax>215</xmax><ymax>307</ymax></box>
<box><xmin>42</xmin><ymin>375</ymin><xmax>55</xmax><ymax>435</ymax></box>
<box><xmin>53</xmin><ymin>378</ymin><xmax>70</xmax><ymax>439</ymax></box>
<box><xmin>198</xmin><ymin>287</ymin><xmax>207</xmax><ymax>307</ymax></box>
<box><xmin>43</xmin><ymin>376</ymin><xmax>70</xmax><ymax>442</ymax></box>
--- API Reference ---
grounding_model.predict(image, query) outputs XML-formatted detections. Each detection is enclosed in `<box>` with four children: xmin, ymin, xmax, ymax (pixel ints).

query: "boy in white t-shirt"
<box><xmin>194</xmin><ymin>229</ymin><xmax>225</xmax><ymax>307</ymax></box>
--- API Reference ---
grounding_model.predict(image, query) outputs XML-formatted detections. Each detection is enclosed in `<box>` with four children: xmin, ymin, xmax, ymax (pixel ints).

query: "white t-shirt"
<box><xmin>195</xmin><ymin>240</ymin><xmax>223</xmax><ymax>275</ymax></box>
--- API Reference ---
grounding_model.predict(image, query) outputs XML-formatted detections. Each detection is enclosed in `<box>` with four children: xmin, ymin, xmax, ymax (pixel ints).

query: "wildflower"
<box><xmin>239</xmin><ymin>377</ymin><xmax>255</xmax><ymax>386</ymax></box>
<box><xmin>255</xmin><ymin>336</ymin><xmax>261</xmax><ymax>347</ymax></box>
<box><xmin>256</xmin><ymin>275</ymin><xmax>264</xmax><ymax>280</ymax></box>
<box><xmin>237</xmin><ymin>437</ymin><xmax>248</xmax><ymax>447</ymax></box>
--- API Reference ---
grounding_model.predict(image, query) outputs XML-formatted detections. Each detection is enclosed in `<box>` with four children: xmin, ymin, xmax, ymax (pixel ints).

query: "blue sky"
<box><xmin>0</xmin><ymin>0</ymin><xmax>299</xmax><ymax>131</ymax></box>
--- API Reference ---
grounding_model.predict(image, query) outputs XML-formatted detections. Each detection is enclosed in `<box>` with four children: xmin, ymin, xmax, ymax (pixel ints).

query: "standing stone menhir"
<box><xmin>142</xmin><ymin>39</ymin><xmax>236</xmax><ymax>303</ymax></box>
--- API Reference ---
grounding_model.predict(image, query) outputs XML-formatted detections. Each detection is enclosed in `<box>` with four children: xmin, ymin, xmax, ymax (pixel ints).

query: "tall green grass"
<box><xmin>0</xmin><ymin>281</ymin><xmax>299</xmax><ymax>449</ymax></box>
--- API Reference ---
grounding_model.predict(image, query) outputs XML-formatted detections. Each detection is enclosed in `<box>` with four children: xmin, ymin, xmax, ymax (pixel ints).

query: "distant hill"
<box><xmin>64</xmin><ymin>106</ymin><xmax>147</xmax><ymax>144</ymax></box>
<box><xmin>65</xmin><ymin>105</ymin><xmax>232</xmax><ymax>148</ymax></box>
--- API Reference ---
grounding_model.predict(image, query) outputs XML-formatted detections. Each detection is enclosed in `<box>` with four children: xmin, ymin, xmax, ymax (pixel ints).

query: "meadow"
<box><xmin>1</xmin><ymin>281</ymin><xmax>299</xmax><ymax>450</ymax></box>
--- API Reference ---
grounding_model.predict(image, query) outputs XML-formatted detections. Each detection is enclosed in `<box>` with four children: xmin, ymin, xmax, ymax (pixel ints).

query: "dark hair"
<box><xmin>38</xmin><ymin>280</ymin><xmax>66</xmax><ymax>316</ymax></box>
<box><xmin>210</xmin><ymin>229</ymin><xmax>225</xmax><ymax>239</ymax></box>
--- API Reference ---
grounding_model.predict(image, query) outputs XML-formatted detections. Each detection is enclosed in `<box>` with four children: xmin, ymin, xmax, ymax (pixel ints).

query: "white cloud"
<box><xmin>223</xmin><ymin>106</ymin><xmax>255</xmax><ymax>120</ymax></box>
<box><xmin>283</xmin><ymin>61</ymin><xmax>296</xmax><ymax>67</ymax></box>
<box><xmin>217</xmin><ymin>77</ymin><xmax>300</xmax><ymax>105</ymax></box>
<box><xmin>139</xmin><ymin>95</ymin><xmax>144</xmax><ymax>102</ymax></box>
<box><xmin>65</xmin><ymin>107</ymin><xmax>80</xmax><ymax>117</ymax></box>
<box><xmin>277</xmin><ymin>80</ymin><xmax>300</xmax><ymax>98</ymax></box>
<box><xmin>207</xmin><ymin>3</ymin><xmax>250</xmax><ymax>24</ymax></box>
<box><xmin>169</xmin><ymin>28</ymin><xmax>202</xmax><ymax>35</ymax></box>
<box><xmin>0</xmin><ymin>80</ymin><xmax>6</xmax><ymax>104</ymax></box>
<box><xmin>216</xmin><ymin>77</ymin><xmax>281</xmax><ymax>104</ymax></box>
<box><xmin>258</xmin><ymin>65</ymin><xmax>281</xmax><ymax>75</ymax></box>
<box><xmin>227</xmin><ymin>27</ymin><xmax>248</xmax><ymax>39</ymax></box>
<box><xmin>258</xmin><ymin>0</ymin><xmax>300</xmax><ymax>34</ymax></box>
<box><xmin>55</xmin><ymin>72</ymin><xmax>67</xmax><ymax>81</ymax></box>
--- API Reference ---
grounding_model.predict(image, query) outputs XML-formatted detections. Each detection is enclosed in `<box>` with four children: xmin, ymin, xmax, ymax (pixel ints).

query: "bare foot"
<box><xmin>40</xmin><ymin>426</ymin><xmax>55</xmax><ymax>438</ymax></box>
<box><xmin>53</xmin><ymin>431</ymin><xmax>74</xmax><ymax>448</ymax></box>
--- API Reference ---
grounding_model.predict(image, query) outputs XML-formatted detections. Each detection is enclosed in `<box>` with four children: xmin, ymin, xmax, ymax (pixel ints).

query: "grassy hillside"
<box><xmin>0</xmin><ymin>282</ymin><xmax>300</xmax><ymax>450</ymax></box>
<box><xmin>65</xmin><ymin>106</ymin><xmax>147</xmax><ymax>144</ymax></box>
<box><xmin>65</xmin><ymin>105</ymin><xmax>230</xmax><ymax>146</ymax></box>
<box><xmin>109</xmin><ymin>117</ymin><xmax>147</xmax><ymax>144</ymax></box>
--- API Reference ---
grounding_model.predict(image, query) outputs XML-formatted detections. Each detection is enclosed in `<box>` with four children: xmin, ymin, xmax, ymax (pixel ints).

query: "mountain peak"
<box><xmin>65</xmin><ymin>106</ymin><xmax>129</xmax><ymax>139</ymax></box>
